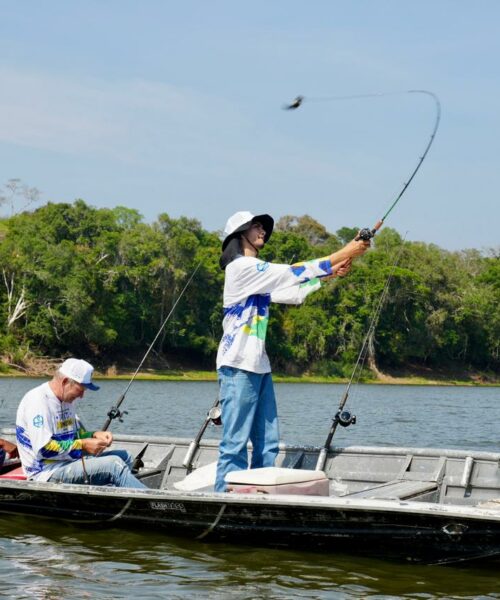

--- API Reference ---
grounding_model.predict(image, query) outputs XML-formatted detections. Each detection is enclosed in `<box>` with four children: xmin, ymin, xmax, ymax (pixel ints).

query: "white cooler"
<box><xmin>225</xmin><ymin>467</ymin><xmax>329</xmax><ymax>496</ymax></box>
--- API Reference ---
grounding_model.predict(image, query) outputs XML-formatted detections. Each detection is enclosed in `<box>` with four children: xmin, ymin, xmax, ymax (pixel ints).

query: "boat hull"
<box><xmin>2</xmin><ymin>432</ymin><xmax>500</xmax><ymax>564</ymax></box>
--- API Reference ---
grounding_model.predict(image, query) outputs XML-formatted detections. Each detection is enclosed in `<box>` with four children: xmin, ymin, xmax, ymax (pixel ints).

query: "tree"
<box><xmin>336</xmin><ymin>226</ymin><xmax>360</xmax><ymax>245</ymax></box>
<box><xmin>0</xmin><ymin>202</ymin><xmax>497</xmax><ymax>377</ymax></box>
<box><xmin>276</xmin><ymin>214</ymin><xmax>341</xmax><ymax>251</ymax></box>
<box><xmin>0</xmin><ymin>179</ymin><xmax>41</xmax><ymax>217</ymax></box>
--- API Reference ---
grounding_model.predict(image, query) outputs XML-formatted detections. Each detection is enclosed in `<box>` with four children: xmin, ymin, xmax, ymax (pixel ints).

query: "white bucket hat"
<box><xmin>222</xmin><ymin>211</ymin><xmax>274</xmax><ymax>250</ymax></box>
<box><xmin>59</xmin><ymin>358</ymin><xmax>100</xmax><ymax>391</ymax></box>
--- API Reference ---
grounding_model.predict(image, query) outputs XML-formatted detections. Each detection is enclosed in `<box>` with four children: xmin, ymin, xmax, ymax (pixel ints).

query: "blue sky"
<box><xmin>0</xmin><ymin>2</ymin><xmax>498</xmax><ymax>251</ymax></box>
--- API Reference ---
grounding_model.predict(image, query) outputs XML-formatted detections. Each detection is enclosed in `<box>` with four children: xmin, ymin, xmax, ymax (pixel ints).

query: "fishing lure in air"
<box><xmin>283</xmin><ymin>90</ymin><xmax>441</xmax><ymax>240</ymax></box>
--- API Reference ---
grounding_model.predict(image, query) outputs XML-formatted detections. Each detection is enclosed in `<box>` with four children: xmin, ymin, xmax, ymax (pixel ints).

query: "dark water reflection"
<box><xmin>2</xmin><ymin>517</ymin><xmax>500</xmax><ymax>599</ymax></box>
<box><xmin>1</xmin><ymin>379</ymin><xmax>500</xmax><ymax>598</ymax></box>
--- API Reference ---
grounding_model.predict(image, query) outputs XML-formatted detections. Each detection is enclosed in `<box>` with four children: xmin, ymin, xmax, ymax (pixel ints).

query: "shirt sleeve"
<box><xmin>271</xmin><ymin>278</ymin><xmax>322</xmax><ymax>305</ymax></box>
<box><xmin>40</xmin><ymin>412</ymin><xmax>92</xmax><ymax>461</ymax></box>
<box><xmin>76</xmin><ymin>416</ymin><xmax>94</xmax><ymax>439</ymax></box>
<box><xmin>40</xmin><ymin>436</ymin><xmax>83</xmax><ymax>461</ymax></box>
<box><xmin>224</xmin><ymin>256</ymin><xmax>332</xmax><ymax>305</ymax></box>
<box><xmin>22</xmin><ymin>401</ymin><xmax>83</xmax><ymax>462</ymax></box>
<box><xmin>19</xmin><ymin>399</ymin><xmax>57</xmax><ymax>457</ymax></box>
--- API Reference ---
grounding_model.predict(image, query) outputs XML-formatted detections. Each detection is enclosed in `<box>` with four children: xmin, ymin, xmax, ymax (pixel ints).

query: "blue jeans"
<box><xmin>215</xmin><ymin>367</ymin><xmax>279</xmax><ymax>492</ymax></box>
<box><xmin>47</xmin><ymin>450</ymin><xmax>147</xmax><ymax>489</ymax></box>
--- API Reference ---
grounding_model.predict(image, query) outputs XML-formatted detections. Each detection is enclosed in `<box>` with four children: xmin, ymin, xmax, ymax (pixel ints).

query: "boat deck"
<box><xmin>104</xmin><ymin>434</ymin><xmax>500</xmax><ymax>508</ymax></box>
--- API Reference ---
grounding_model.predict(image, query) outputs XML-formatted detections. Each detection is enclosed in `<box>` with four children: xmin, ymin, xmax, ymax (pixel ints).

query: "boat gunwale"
<box><xmin>3</xmin><ymin>428</ymin><xmax>500</xmax><ymax>461</ymax></box>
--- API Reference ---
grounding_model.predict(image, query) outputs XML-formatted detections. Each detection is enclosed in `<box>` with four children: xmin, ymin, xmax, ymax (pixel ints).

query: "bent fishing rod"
<box><xmin>183</xmin><ymin>92</ymin><xmax>440</xmax><ymax>470</ymax></box>
<box><xmin>315</xmin><ymin>240</ymin><xmax>407</xmax><ymax>472</ymax></box>
<box><xmin>101</xmin><ymin>262</ymin><xmax>202</xmax><ymax>432</ymax></box>
<box><xmin>284</xmin><ymin>90</ymin><xmax>441</xmax><ymax>240</ymax></box>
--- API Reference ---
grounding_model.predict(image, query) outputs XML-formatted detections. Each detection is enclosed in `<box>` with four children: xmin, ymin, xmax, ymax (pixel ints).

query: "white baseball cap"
<box><xmin>222</xmin><ymin>211</ymin><xmax>274</xmax><ymax>250</ymax></box>
<box><xmin>59</xmin><ymin>358</ymin><xmax>100</xmax><ymax>391</ymax></box>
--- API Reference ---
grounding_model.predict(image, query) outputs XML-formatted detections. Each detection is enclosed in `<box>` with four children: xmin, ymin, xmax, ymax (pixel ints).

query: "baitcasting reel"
<box><xmin>356</xmin><ymin>227</ymin><xmax>376</xmax><ymax>241</ymax></box>
<box><xmin>208</xmin><ymin>405</ymin><xmax>222</xmax><ymax>426</ymax></box>
<box><xmin>106</xmin><ymin>407</ymin><xmax>128</xmax><ymax>423</ymax></box>
<box><xmin>335</xmin><ymin>409</ymin><xmax>357</xmax><ymax>428</ymax></box>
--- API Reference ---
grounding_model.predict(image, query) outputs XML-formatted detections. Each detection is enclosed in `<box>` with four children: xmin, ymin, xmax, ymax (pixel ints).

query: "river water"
<box><xmin>0</xmin><ymin>379</ymin><xmax>499</xmax><ymax>598</ymax></box>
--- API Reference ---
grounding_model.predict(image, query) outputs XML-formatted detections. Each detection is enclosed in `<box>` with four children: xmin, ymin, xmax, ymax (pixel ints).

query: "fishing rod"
<box><xmin>182</xmin><ymin>92</ymin><xmax>439</xmax><ymax>473</ymax></box>
<box><xmin>182</xmin><ymin>396</ymin><xmax>221</xmax><ymax>469</ymax></box>
<box><xmin>315</xmin><ymin>239</ymin><xmax>407</xmax><ymax>472</ymax></box>
<box><xmin>284</xmin><ymin>90</ymin><xmax>441</xmax><ymax>240</ymax></box>
<box><xmin>101</xmin><ymin>262</ymin><xmax>202</xmax><ymax>431</ymax></box>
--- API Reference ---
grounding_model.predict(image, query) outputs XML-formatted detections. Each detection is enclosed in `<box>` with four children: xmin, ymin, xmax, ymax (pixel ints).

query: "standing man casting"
<box><xmin>16</xmin><ymin>358</ymin><xmax>146</xmax><ymax>489</ymax></box>
<box><xmin>215</xmin><ymin>211</ymin><xmax>370</xmax><ymax>492</ymax></box>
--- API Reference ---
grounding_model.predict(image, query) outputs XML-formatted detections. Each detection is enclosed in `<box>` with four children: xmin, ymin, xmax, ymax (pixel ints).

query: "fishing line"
<box><xmin>350</xmin><ymin>231</ymin><xmax>409</xmax><ymax>397</ymax></box>
<box><xmin>315</xmin><ymin>236</ymin><xmax>408</xmax><ymax>471</ymax></box>
<box><xmin>77</xmin><ymin>433</ymin><xmax>90</xmax><ymax>485</ymax></box>
<box><xmin>102</xmin><ymin>261</ymin><xmax>202</xmax><ymax>431</ymax></box>
<box><xmin>350</xmin><ymin>238</ymin><xmax>407</xmax><ymax>389</ymax></box>
<box><xmin>284</xmin><ymin>89</ymin><xmax>441</xmax><ymax>239</ymax></box>
<box><xmin>347</xmin><ymin>247</ymin><xmax>404</xmax><ymax>412</ymax></box>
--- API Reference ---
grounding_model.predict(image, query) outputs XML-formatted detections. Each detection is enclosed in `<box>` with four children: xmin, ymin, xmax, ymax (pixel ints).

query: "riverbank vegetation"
<box><xmin>0</xmin><ymin>200</ymin><xmax>498</xmax><ymax>383</ymax></box>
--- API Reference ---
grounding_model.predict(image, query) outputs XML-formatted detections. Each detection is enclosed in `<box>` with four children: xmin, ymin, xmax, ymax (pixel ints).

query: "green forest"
<box><xmin>0</xmin><ymin>199</ymin><xmax>498</xmax><ymax>381</ymax></box>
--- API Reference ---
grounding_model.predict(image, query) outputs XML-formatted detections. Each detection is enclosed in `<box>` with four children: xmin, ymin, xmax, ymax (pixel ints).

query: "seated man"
<box><xmin>0</xmin><ymin>438</ymin><xmax>18</xmax><ymax>468</ymax></box>
<box><xmin>16</xmin><ymin>358</ymin><xmax>146</xmax><ymax>489</ymax></box>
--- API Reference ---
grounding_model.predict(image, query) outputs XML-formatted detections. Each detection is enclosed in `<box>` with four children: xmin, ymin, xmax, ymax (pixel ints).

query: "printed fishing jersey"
<box><xmin>16</xmin><ymin>382</ymin><xmax>92</xmax><ymax>481</ymax></box>
<box><xmin>216</xmin><ymin>255</ymin><xmax>333</xmax><ymax>373</ymax></box>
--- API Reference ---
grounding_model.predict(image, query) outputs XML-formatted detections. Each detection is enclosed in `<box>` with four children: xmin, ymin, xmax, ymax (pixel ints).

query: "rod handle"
<box><xmin>182</xmin><ymin>441</ymin><xmax>198</xmax><ymax>469</ymax></box>
<box><xmin>315</xmin><ymin>448</ymin><xmax>328</xmax><ymax>472</ymax></box>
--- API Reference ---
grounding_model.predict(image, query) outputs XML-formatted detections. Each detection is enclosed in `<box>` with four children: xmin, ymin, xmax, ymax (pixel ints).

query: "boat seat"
<box><xmin>225</xmin><ymin>467</ymin><xmax>329</xmax><ymax>496</ymax></box>
<box><xmin>0</xmin><ymin>466</ymin><xmax>27</xmax><ymax>481</ymax></box>
<box><xmin>347</xmin><ymin>479</ymin><xmax>438</xmax><ymax>501</ymax></box>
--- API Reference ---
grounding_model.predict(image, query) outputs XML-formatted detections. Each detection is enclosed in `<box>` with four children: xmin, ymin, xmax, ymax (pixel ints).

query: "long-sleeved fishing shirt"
<box><xmin>216</xmin><ymin>255</ymin><xmax>333</xmax><ymax>373</ymax></box>
<box><xmin>16</xmin><ymin>382</ymin><xmax>93</xmax><ymax>481</ymax></box>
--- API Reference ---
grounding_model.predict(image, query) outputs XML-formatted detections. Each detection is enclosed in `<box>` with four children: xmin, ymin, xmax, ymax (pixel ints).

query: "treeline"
<box><xmin>0</xmin><ymin>201</ymin><xmax>498</xmax><ymax>377</ymax></box>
